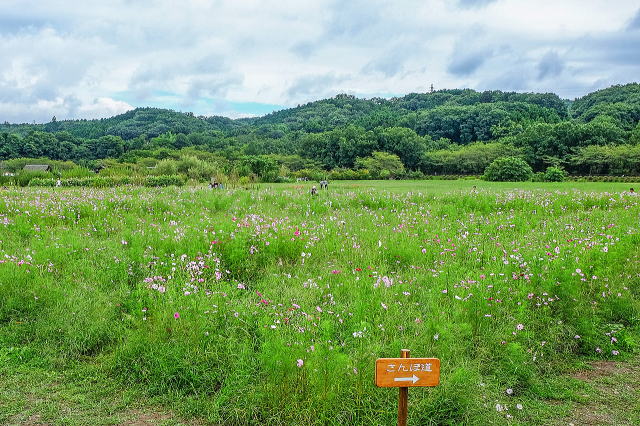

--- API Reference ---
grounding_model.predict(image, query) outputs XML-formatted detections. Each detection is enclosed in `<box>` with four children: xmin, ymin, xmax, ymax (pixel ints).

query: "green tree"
<box><xmin>87</xmin><ymin>135</ymin><xmax>125</xmax><ymax>160</ymax></box>
<box><xmin>483</xmin><ymin>156</ymin><xmax>533</xmax><ymax>182</ymax></box>
<box><xmin>377</xmin><ymin>127</ymin><xmax>427</xmax><ymax>170</ymax></box>
<box><xmin>355</xmin><ymin>151</ymin><xmax>405</xmax><ymax>179</ymax></box>
<box><xmin>631</xmin><ymin>122</ymin><xmax>640</xmax><ymax>145</ymax></box>
<box><xmin>543</xmin><ymin>166</ymin><xmax>566</xmax><ymax>182</ymax></box>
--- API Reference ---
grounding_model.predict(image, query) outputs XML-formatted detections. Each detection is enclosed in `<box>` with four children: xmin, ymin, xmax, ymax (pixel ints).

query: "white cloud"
<box><xmin>77</xmin><ymin>97</ymin><xmax>134</xmax><ymax>119</ymax></box>
<box><xmin>0</xmin><ymin>0</ymin><xmax>638</xmax><ymax>123</ymax></box>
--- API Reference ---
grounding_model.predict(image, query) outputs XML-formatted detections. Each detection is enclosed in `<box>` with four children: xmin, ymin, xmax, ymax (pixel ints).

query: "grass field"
<box><xmin>1</xmin><ymin>180</ymin><xmax>639</xmax><ymax>424</ymax></box>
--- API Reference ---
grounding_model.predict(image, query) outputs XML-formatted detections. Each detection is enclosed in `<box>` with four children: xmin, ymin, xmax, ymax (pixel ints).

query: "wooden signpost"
<box><xmin>375</xmin><ymin>349</ymin><xmax>440</xmax><ymax>426</ymax></box>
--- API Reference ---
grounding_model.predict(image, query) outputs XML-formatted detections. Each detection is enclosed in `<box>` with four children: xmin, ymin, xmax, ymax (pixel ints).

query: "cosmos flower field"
<box><xmin>1</xmin><ymin>180</ymin><xmax>639</xmax><ymax>424</ymax></box>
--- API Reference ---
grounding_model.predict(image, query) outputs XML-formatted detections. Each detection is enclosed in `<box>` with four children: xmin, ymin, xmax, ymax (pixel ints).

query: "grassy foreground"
<box><xmin>1</xmin><ymin>180</ymin><xmax>639</xmax><ymax>424</ymax></box>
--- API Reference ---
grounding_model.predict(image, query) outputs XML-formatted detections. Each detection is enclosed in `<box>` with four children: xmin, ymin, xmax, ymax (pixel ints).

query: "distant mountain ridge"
<box><xmin>1</xmin><ymin>84</ymin><xmax>639</xmax><ymax>141</ymax></box>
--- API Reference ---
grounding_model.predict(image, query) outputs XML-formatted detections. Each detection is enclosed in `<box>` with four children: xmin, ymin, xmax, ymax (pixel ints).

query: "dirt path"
<box><xmin>560</xmin><ymin>357</ymin><xmax>640</xmax><ymax>425</ymax></box>
<box><xmin>0</xmin><ymin>366</ymin><xmax>201</xmax><ymax>426</ymax></box>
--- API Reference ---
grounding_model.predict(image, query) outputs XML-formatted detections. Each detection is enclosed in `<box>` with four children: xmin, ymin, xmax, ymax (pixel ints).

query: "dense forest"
<box><xmin>2</xmin><ymin>83</ymin><xmax>640</xmax><ymax>182</ymax></box>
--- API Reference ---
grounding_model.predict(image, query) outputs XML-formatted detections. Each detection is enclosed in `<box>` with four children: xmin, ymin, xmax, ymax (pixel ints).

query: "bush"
<box><xmin>28</xmin><ymin>178</ymin><xmax>56</xmax><ymax>187</ymax></box>
<box><xmin>15</xmin><ymin>171</ymin><xmax>54</xmax><ymax>187</ymax></box>
<box><xmin>154</xmin><ymin>159</ymin><xmax>179</xmax><ymax>176</ymax></box>
<box><xmin>144</xmin><ymin>175</ymin><xmax>185</xmax><ymax>187</ymax></box>
<box><xmin>544</xmin><ymin>166</ymin><xmax>566</xmax><ymax>182</ymax></box>
<box><xmin>532</xmin><ymin>172</ymin><xmax>546</xmax><ymax>182</ymax></box>
<box><xmin>406</xmin><ymin>170</ymin><xmax>425</xmax><ymax>180</ymax></box>
<box><xmin>483</xmin><ymin>157</ymin><xmax>533</xmax><ymax>182</ymax></box>
<box><xmin>293</xmin><ymin>169</ymin><xmax>325</xmax><ymax>181</ymax></box>
<box><xmin>27</xmin><ymin>176</ymin><xmax>146</xmax><ymax>188</ymax></box>
<box><xmin>61</xmin><ymin>167</ymin><xmax>93</xmax><ymax>179</ymax></box>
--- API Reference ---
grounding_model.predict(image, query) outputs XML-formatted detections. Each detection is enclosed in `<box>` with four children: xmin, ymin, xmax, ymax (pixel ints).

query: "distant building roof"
<box><xmin>23</xmin><ymin>164</ymin><xmax>51</xmax><ymax>172</ymax></box>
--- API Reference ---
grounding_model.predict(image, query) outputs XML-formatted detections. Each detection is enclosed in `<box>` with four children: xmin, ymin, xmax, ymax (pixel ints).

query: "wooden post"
<box><xmin>398</xmin><ymin>349</ymin><xmax>410</xmax><ymax>426</ymax></box>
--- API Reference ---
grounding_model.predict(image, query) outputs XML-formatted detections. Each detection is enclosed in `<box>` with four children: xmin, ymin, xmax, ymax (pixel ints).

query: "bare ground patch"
<box><xmin>562</xmin><ymin>357</ymin><xmax>640</xmax><ymax>426</ymax></box>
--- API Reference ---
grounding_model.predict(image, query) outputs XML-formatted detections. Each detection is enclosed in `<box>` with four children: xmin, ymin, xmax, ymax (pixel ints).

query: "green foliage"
<box><xmin>483</xmin><ymin>156</ymin><xmax>533</xmax><ymax>182</ymax></box>
<box><xmin>1</xmin><ymin>181</ymin><xmax>639</xmax><ymax>423</ymax></box>
<box><xmin>544</xmin><ymin>166</ymin><xmax>567</xmax><ymax>182</ymax></box>
<box><xmin>60</xmin><ymin>167</ymin><xmax>93</xmax><ymax>179</ymax></box>
<box><xmin>571</xmin><ymin>83</ymin><xmax>640</xmax><ymax>119</ymax></box>
<box><xmin>423</xmin><ymin>142</ymin><xmax>522</xmax><ymax>174</ymax></box>
<box><xmin>328</xmin><ymin>168</ymin><xmax>370</xmax><ymax>180</ymax></box>
<box><xmin>27</xmin><ymin>178</ymin><xmax>56</xmax><ymax>187</ymax></box>
<box><xmin>1</xmin><ymin>84</ymin><xmax>640</xmax><ymax>180</ymax></box>
<box><xmin>26</xmin><ymin>175</ymin><xmax>183</xmax><ymax>187</ymax></box>
<box><xmin>15</xmin><ymin>171</ymin><xmax>54</xmax><ymax>187</ymax></box>
<box><xmin>570</xmin><ymin>145</ymin><xmax>640</xmax><ymax>175</ymax></box>
<box><xmin>355</xmin><ymin>151</ymin><xmax>405</xmax><ymax>179</ymax></box>
<box><xmin>154</xmin><ymin>159</ymin><xmax>179</xmax><ymax>176</ymax></box>
<box><xmin>144</xmin><ymin>175</ymin><xmax>185</xmax><ymax>187</ymax></box>
<box><xmin>631</xmin><ymin>122</ymin><xmax>640</xmax><ymax>145</ymax></box>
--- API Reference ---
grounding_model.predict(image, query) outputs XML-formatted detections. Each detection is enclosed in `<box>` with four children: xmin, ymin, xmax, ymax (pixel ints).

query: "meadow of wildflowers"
<box><xmin>0</xmin><ymin>180</ymin><xmax>639</xmax><ymax>424</ymax></box>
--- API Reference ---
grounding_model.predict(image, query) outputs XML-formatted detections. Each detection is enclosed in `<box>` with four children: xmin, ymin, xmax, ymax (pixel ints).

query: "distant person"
<box><xmin>310</xmin><ymin>185</ymin><xmax>317</xmax><ymax>196</ymax></box>
<box><xmin>56</xmin><ymin>179</ymin><xmax>61</xmax><ymax>187</ymax></box>
<box><xmin>320</xmin><ymin>180</ymin><xmax>328</xmax><ymax>189</ymax></box>
<box><xmin>629</xmin><ymin>188</ymin><xmax>637</xmax><ymax>195</ymax></box>
<box><xmin>471</xmin><ymin>185</ymin><xmax>477</xmax><ymax>193</ymax></box>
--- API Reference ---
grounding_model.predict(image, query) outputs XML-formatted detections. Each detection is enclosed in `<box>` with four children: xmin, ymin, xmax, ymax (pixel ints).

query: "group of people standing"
<box><xmin>311</xmin><ymin>180</ymin><xmax>329</xmax><ymax>195</ymax></box>
<box><xmin>209</xmin><ymin>179</ymin><xmax>224</xmax><ymax>189</ymax></box>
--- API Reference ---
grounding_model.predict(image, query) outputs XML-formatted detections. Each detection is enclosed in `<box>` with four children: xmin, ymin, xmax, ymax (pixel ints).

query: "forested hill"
<box><xmin>1</xmin><ymin>83</ymin><xmax>640</xmax><ymax>177</ymax></box>
<box><xmin>0</xmin><ymin>107</ymin><xmax>241</xmax><ymax>140</ymax></box>
<box><xmin>1</xmin><ymin>88</ymin><xmax>572</xmax><ymax>139</ymax></box>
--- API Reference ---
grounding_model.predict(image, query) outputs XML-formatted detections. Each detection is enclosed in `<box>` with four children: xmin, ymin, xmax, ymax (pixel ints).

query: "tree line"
<box><xmin>1</xmin><ymin>84</ymin><xmax>640</xmax><ymax>180</ymax></box>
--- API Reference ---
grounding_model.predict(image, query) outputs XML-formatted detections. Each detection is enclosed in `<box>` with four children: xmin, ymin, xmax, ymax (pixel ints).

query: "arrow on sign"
<box><xmin>394</xmin><ymin>375</ymin><xmax>419</xmax><ymax>384</ymax></box>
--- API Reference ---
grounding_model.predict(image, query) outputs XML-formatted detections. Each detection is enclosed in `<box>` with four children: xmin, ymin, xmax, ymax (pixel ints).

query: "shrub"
<box><xmin>28</xmin><ymin>178</ymin><xmax>56</xmax><ymax>187</ymax></box>
<box><xmin>154</xmin><ymin>159</ymin><xmax>179</xmax><ymax>176</ymax></box>
<box><xmin>27</xmin><ymin>176</ymin><xmax>145</xmax><ymax>187</ymax></box>
<box><xmin>406</xmin><ymin>170</ymin><xmax>425</xmax><ymax>180</ymax></box>
<box><xmin>293</xmin><ymin>169</ymin><xmax>325</xmax><ymax>181</ymax></box>
<box><xmin>15</xmin><ymin>171</ymin><xmax>54</xmax><ymax>187</ymax></box>
<box><xmin>379</xmin><ymin>169</ymin><xmax>391</xmax><ymax>180</ymax></box>
<box><xmin>544</xmin><ymin>167</ymin><xmax>566</xmax><ymax>182</ymax></box>
<box><xmin>532</xmin><ymin>172</ymin><xmax>546</xmax><ymax>182</ymax></box>
<box><xmin>144</xmin><ymin>175</ymin><xmax>185</xmax><ymax>187</ymax></box>
<box><xmin>62</xmin><ymin>177</ymin><xmax>88</xmax><ymax>187</ymax></box>
<box><xmin>61</xmin><ymin>167</ymin><xmax>93</xmax><ymax>179</ymax></box>
<box><xmin>483</xmin><ymin>157</ymin><xmax>533</xmax><ymax>182</ymax></box>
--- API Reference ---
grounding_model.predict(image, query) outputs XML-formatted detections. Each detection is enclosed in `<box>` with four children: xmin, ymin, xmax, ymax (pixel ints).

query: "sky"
<box><xmin>1</xmin><ymin>0</ymin><xmax>639</xmax><ymax>123</ymax></box>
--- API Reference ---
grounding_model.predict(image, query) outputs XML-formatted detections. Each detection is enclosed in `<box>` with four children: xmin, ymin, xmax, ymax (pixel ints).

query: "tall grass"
<box><xmin>0</xmin><ymin>180</ymin><xmax>638</xmax><ymax>424</ymax></box>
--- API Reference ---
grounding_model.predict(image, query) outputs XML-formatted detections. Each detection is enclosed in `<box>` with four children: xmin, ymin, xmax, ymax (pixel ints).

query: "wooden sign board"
<box><xmin>375</xmin><ymin>357</ymin><xmax>440</xmax><ymax>387</ymax></box>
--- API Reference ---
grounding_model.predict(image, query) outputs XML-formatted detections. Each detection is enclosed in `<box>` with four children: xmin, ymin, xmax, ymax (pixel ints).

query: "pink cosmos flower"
<box><xmin>174</xmin><ymin>312</ymin><xmax>180</xmax><ymax>319</ymax></box>
<box><xmin>296</xmin><ymin>359</ymin><xmax>304</xmax><ymax>368</ymax></box>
